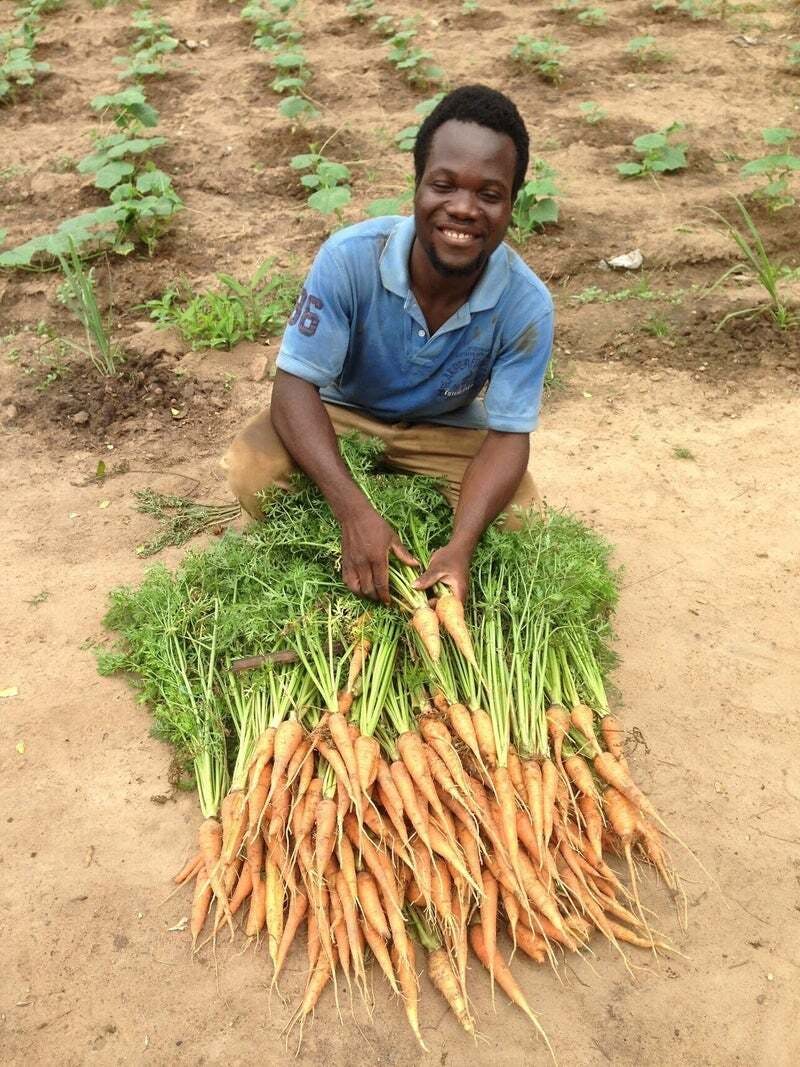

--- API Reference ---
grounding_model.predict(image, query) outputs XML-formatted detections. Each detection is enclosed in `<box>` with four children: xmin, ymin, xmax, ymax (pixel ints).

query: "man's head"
<box><xmin>412</xmin><ymin>85</ymin><xmax>529</xmax><ymax>279</ymax></box>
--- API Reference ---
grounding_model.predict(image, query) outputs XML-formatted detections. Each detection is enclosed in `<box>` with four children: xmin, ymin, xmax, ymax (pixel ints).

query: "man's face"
<box><xmin>414</xmin><ymin>119</ymin><xmax>517</xmax><ymax>279</ymax></box>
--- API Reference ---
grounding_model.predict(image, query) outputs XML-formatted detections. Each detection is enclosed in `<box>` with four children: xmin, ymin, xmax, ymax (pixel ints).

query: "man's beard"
<box><xmin>421</xmin><ymin>236</ymin><xmax>487</xmax><ymax>278</ymax></box>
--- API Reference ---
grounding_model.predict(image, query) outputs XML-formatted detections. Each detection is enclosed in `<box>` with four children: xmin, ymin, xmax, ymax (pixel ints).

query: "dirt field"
<box><xmin>2</xmin><ymin>1</ymin><xmax>799</xmax><ymax>1064</ymax></box>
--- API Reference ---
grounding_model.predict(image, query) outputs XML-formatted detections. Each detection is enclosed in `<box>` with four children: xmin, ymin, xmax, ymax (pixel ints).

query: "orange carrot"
<box><xmin>328</xmin><ymin>712</ymin><xmax>362</xmax><ymax>807</ymax></box>
<box><xmin>354</xmin><ymin>733</ymin><xmax>380</xmax><ymax>793</ymax></box>
<box><xmin>246</xmin><ymin>727</ymin><xmax>275</xmax><ymax>795</ymax></box>
<box><xmin>447</xmin><ymin>702</ymin><xmax>483</xmax><ymax>765</ymax></box>
<box><xmin>541</xmin><ymin>759</ymin><xmax>558</xmax><ymax>849</ymax></box>
<box><xmin>269</xmin><ymin>719</ymin><xmax>304</xmax><ymax>797</ymax></box>
<box><xmin>594</xmin><ymin>752</ymin><xmax>655</xmax><ymax>818</ymax></box>
<box><xmin>570</xmin><ymin>703</ymin><xmax>602</xmax><ymax>757</ymax></box>
<box><xmin>376</xmin><ymin>759</ymin><xmax>412</xmax><ymax>848</ymax></box>
<box><xmin>197</xmin><ymin>817</ymin><xmax>233</xmax><ymax>935</ymax></box>
<box><xmin>435</xmin><ymin>591</ymin><xmax>476</xmax><ymax>665</ymax></box>
<box><xmin>173</xmin><ymin>851</ymin><xmax>203</xmax><ymax>886</ymax></box>
<box><xmin>335</xmin><ymin>871</ymin><xmax>367</xmax><ymax>992</ymax></box>
<box><xmin>245</xmin><ymin>873</ymin><xmax>266</xmax><ymax>937</ymax></box>
<box><xmin>603</xmin><ymin>786</ymin><xmax>649</xmax><ymax>929</ymax></box>
<box><xmin>515</xmin><ymin>923</ymin><xmax>548</xmax><ymax>964</ymax></box>
<box><xmin>337</xmin><ymin>832</ymin><xmax>358</xmax><ymax>902</ymax></box>
<box><xmin>362</xmin><ymin>919</ymin><xmax>399</xmax><ymax>994</ymax></box>
<box><xmin>546</xmin><ymin>704</ymin><xmax>571</xmax><ymax>771</ymax></box>
<box><xmin>456</xmin><ymin>824</ymin><xmax>483</xmax><ymax>889</ymax></box>
<box><xmin>190</xmin><ymin>867</ymin><xmax>213</xmax><ymax>950</ymax></box>
<box><xmin>272</xmin><ymin>891</ymin><xmax>308</xmax><ymax>985</ymax></box>
<box><xmin>420</xmin><ymin>715</ymin><xmax>472</xmax><ymax>797</ymax></box>
<box><xmin>600</xmin><ymin>715</ymin><xmax>628</xmax><ymax>766</ymax></box>
<box><xmin>493</xmin><ymin>765</ymin><xmax>521</xmax><ymax>877</ymax></box>
<box><xmin>472</xmin><ymin>708</ymin><xmax>497</xmax><ymax>769</ymax></box>
<box><xmin>296</xmin><ymin>950</ymin><xmax>334</xmax><ymax>1021</ymax></box>
<box><xmin>248</xmin><ymin>762</ymin><xmax>271</xmax><ymax>838</ymax></box>
<box><xmin>398</xmin><ymin>731</ymin><xmax>449</xmax><ymax>827</ymax></box>
<box><xmin>229</xmin><ymin>861</ymin><xmax>253</xmax><ymax>916</ymax></box>
<box><xmin>411</xmin><ymin>603</ymin><xmax>441</xmax><ymax>662</ymax></box>
<box><xmin>392</xmin><ymin>938</ymin><xmax>428</xmax><ymax>1051</ymax></box>
<box><xmin>266</xmin><ymin>855</ymin><xmax>285</xmax><ymax>966</ymax></box>
<box><xmin>480</xmin><ymin>869</ymin><xmax>499</xmax><ymax>997</ymax></box>
<box><xmin>469</xmin><ymin>924</ymin><xmax>552</xmax><ymax>1053</ymax></box>
<box><xmin>428</xmin><ymin>946</ymin><xmax>475</xmax><ymax>1035</ymax></box>
<box><xmin>502</xmin><ymin>885</ymin><xmax>520</xmax><ymax>951</ymax></box>
<box><xmin>410</xmin><ymin>837</ymin><xmax>433</xmax><ymax>906</ymax></box>
<box><xmin>313</xmin><ymin>797</ymin><xmax>338</xmax><ymax>881</ymax></box>
<box><xmin>564</xmin><ymin>754</ymin><xmax>599</xmax><ymax>799</ymax></box>
<box><xmin>390</xmin><ymin>760</ymin><xmax>431</xmax><ymax>848</ymax></box>
<box><xmin>578</xmin><ymin>794</ymin><xmax>604</xmax><ymax>861</ymax></box>
<box><xmin>431</xmin><ymin>855</ymin><xmax>453</xmax><ymax>926</ymax></box>
<box><xmin>356</xmin><ymin>871</ymin><xmax>390</xmax><ymax>939</ymax></box>
<box><xmin>507</xmin><ymin>746</ymin><xmax>526</xmax><ymax>800</ymax></box>
<box><xmin>522</xmin><ymin>760</ymin><xmax>545</xmax><ymax>860</ymax></box>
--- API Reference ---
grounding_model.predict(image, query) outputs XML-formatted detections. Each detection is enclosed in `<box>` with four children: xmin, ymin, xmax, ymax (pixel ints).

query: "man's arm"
<box><xmin>414</xmin><ymin>430</ymin><xmax>530</xmax><ymax>602</ymax></box>
<box><xmin>271</xmin><ymin>369</ymin><xmax>418</xmax><ymax>602</ymax></box>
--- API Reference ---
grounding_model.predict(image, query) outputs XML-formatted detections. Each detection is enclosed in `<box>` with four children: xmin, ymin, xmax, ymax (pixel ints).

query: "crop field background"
<box><xmin>1</xmin><ymin>0</ymin><xmax>799</xmax><ymax>1064</ymax></box>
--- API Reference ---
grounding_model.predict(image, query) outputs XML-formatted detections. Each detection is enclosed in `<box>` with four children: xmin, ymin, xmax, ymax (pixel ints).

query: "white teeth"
<box><xmin>442</xmin><ymin>229</ymin><xmax>473</xmax><ymax>242</ymax></box>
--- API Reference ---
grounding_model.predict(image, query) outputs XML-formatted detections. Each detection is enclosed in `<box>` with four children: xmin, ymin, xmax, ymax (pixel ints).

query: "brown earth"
<box><xmin>2</xmin><ymin>1</ymin><xmax>800</xmax><ymax>1065</ymax></box>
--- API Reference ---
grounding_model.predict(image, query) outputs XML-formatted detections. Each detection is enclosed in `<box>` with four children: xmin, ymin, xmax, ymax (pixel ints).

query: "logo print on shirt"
<box><xmin>289</xmin><ymin>287</ymin><xmax>324</xmax><ymax>337</ymax></box>
<box><xmin>439</xmin><ymin>349</ymin><xmax>491</xmax><ymax>399</ymax></box>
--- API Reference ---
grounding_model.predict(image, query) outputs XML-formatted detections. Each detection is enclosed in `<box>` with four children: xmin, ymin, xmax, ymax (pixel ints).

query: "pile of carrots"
<box><xmin>103</xmin><ymin>437</ymin><xmax>685</xmax><ymax>1054</ymax></box>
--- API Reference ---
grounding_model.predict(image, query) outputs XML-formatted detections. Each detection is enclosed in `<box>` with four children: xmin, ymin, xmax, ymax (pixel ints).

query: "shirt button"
<box><xmin>418</xmin><ymin>329</ymin><xmax>426</xmax><ymax>338</ymax></box>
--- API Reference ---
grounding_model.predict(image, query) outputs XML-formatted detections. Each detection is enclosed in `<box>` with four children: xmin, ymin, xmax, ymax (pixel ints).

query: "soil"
<box><xmin>2</xmin><ymin>1</ymin><xmax>799</xmax><ymax>1065</ymax></box>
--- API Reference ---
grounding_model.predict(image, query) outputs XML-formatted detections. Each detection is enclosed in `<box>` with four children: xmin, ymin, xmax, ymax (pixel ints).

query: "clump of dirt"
<box><xmin>5</xmin><ymin>347</ymin><xmax>230</xmax><ymax>440</ymax></box>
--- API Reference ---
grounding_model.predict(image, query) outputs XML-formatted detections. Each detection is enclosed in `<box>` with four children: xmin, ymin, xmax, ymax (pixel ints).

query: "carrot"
<box><xmin>390</xmin><ymin>760</ymin><xmax>431</xmax><ymax>848</ymax></box>
<box><xmin>424</xmin><ymin>743</ymin><xmax>463</xmax><ymax>807</ymax></box>
<box><xmin>296</xmin><ymin>950</ymin><xmax>334</xmax><ymax>1022</ymax></box>
<box><xmin>220</xmin><ymin>788</ymin><xmax>248</xmax><ymax>873</ymax></box>
<box><xmin>522</xmin><ymin>760</ymin><xmax>545</xmax><ymax>861</ymax></box>
<box><xmin>604</xmin><ymin>786</ymin><xmax>649</xmax><ymax>931</ymax></box>
<box><xmin>246</xmin><ymin>873</ymin><xmax>266</xmax><ymax>937</ymax></box>
<box><xmin>267</xmin><ymin>772</ymin><xmax>291</xmax><ymax>840</ymax></box>
<box><xmin>564</xmin><ymin>754</ymin><xmax>599</xmax><ymax>799</ymax></box>
<box><xmin>493</xmin><ymin>765</ymin><xmax>521</xmax><ymax>877</ymax></box>
<box><xmin>328</xmin><ymin>712</ymin><xmax>362</xmax><ymax>809</ymax></box>
<box><xmin>469</xmin><ymin>924</ymin><xmax>553</xmax><ymax>1054</ymax></box>
<box><xmin>356</xmin><ymin>871</ymin><xmax>390</xmax><ymax>939</ymax></box>
<box><xmin>502</xmin><ymin>886</ymin><xmax>521</xmax><ymax>952</ymax></box>
<box><xmin>392</xmin><ymin>938</ymin><xmax>428</xmax><ymax>1051</ymax></box>
<box><xmin>272</xmin><ymin>891</ymin><xmax>308</xmax><ymax>986</ymax></box>
<box><xmin>313</xmin><ymin>797</ymin><xmax>338</xmax><ymax>882</ymax></box>
<box><xmin>173</xmin><ymin>852</ymin><xmax>204</xmax><ymax>887</ymax></box>
<box><xmin>571</xmin><ymin>703</ymin><xmax>602</xmax><ymax>757</ymax></box>
<box><xmin>446</xmin><ymin>703</ymin><xmax>482</xmax><ymax>767</ymax></box>
<box><xmin>435</xmin><ymin>591</ymin><xmax>476</xmax><ymax>665</ymax></box>
<box><xmin>410</xmin><ymin>837</ymin><xmax>433</xmax><ymax>906</ymax></box>
<box><xmin>541</xmin><ymin>759</ymin><xmax>558</xmax><ymax>849</ymax></box>
<box><xmin>315</xmin><ymin>737</ymin><xmax>357</xmax><ymax>807</ymax></box>
<box><xmin>248</xmin><ymin>761</ymin><xmax>271</xmax><ymax>838</ymax></box>
<box><xmin>546</xmin><ymin>704</ymin><xmax>571</xmax><ymax>772</ymax></box>
<box><xmin>347</xmin><ymin>634</ymin><xmax>371</xmax><ymax>692</ymax></box>
<box><xmin>636</xmin><ymin>815</ymin><xmax>677</xmax><ymax>890</ymax></box>
<box><xmin>431</xmin><ymin>855</ymin><xmax>453</xmax><ymax>926</ymax></box>
<box><xmin>515</xmin><ymin>808</ymin><xmax>541</xmax><ymax>866</ymax></box>
<box><xmin>398</xmin><ymin>731</ymin><xmax>450</xmax><ymax>828</ymax></box>
<box><xmin>229</xmin><ymin>861</ymin><xmax>253</xmax><ymax>916</ymax></box>
<box><xmin>197</xmin><ymin>817</ymin><xmax>233</xmax><ymax>936</ymax></box>
<box><xmin>515</xmin><ymin>923</ymin><xmax>548</xmax><ymax>964</ymax></box>
<box><xmin>472</xmin><ymin>708</ymin><xmax>497</xmax><ymax>769</ymax></box>
<box><xmin>600</xmin><ymin>714</ymin><xmax>629</xmax><ymax>766</ymax></box>
<box><xmin>517</xmin><ymin>851</ymin><xmax>567</xmax><ymax>934</ymax></box>
<box><xmin>376</xmin><ymin>759</ymin><xmax>412</xmax><ymax>848</ymax></box>
<box><xmin>411</xmin><ymin>603</ymin><xmax>440</xmax><ymax>662</ymax></box>
<box><xmin>343</xmin><ymin>815</ymin><xmax>403</xmax><ymax>915</ymax></box>
<box><xmin>577</xmin><ymin>793</ymin><xmax>604</xmax><ymax>861</ymax></box>
<box><xmin>428</xmin><ymin>823</ymin><xmax>476</xmax><ymax>889</ymax></box>
<box><xmin>520</xmin><ymin>909</ymin><xmax>579</xmax><ymax>953</ymax></box>
<box><xmin>337</xmin><ymin>831</ymin><xmax>358</xmax><ymax>902</ymax></box>
<box><xmin>594</xmin><ymin>752</ymin><xmax>655</xmax><ymax>819</ymax></box>
<box><xmin>456</xmin><ymin>824</ymin><xmax>483</xmax><ymax>889</ymax></box>
<box><xmin>190</xmin><ymin>867</ymin><xmax>213</xmax><ymax>950</ymax></box>
<box><xmin>606</xmin><ymin>919</ymin><xmax>674</xmax><ymax>952</ymax></box>
<box><xmin>269</xmin><ymin>718</ymin><xmax>305</xmax><ymax>799</ymax></box>
<box><xmin>266</xmin><ymin>856</ymin><xmax>285</xmax><ymax>966</ymax></box>
<box><xmin>507</xmin><ymin>746</ymin><xmax>526</xmax><ymax>801</ymax></box>
<box><xmin>335</xmin><ymin>871</ymin><xmax>367</xmax><ymax>993</ymax></box>
<box><xmin>246</xmin><ymin>727</ymin><xmax>275</xmax><ymax>795</ymax></box>
<box><xmin>362</xmin><ymin>919</ymin><xmax>399</xmax><ymax>994</ymax></box>
<box><xmin>354</xmin><ymin>733</ymin><xmax>380</xmax><ymax>793</ymax></box>
<box><xmin>428</xmin><ymin>947</ymin><xmax>475</xmax><ymax>1036</ymax></box>
<box><xmin>480</xmin><ymin>869</ymin><xmax>499</xmax><ymax>999</ymax></box>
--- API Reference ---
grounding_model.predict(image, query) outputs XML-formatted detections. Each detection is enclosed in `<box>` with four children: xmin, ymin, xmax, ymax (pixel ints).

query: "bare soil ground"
<box><xmin>2</xmin><ymin>1</ymin><xmax>800</xmax><ymax>1064</ymax></box>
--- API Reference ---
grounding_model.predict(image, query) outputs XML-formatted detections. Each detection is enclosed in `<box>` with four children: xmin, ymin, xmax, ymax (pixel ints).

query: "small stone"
<box><xmin>250</xmin><ymin>355</ymin><xmax>270</xmax><ymax>383</ymax></box>
<box><xmin>3</xmin><ymin>404</ymin><xmax>18</xmax><ymax>422</ymax></box>
<box><xmin>72</xmin><ymin>410</ymin><xmax>90</xmax><ymax>426</ymax></box>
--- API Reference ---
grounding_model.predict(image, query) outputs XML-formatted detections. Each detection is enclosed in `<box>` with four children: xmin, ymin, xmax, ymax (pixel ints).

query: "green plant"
<box><xmin>707</xmin><ymin>197</ymin><xmax>798</xmax><ymax>330</ymax></box>
<box><xmin>290</xmin><ymin>149</ymin><xmax>352</xmax><ymax>218</ymax></box>
<box><xmin>462</xmin><ymin>0</ymin><xmax>481</xmax><ymax>12</ymax></box>
<box><xmin>144</xmin><ymin>261</ymin><xmax>300</xmax><ymax>350</ymax></box>
<box><xmin>788</xmin><ymin>43</ymin><xmax>800</xmax><ymax>71</ymax></box>
<box><xmin>56</xmin><ymin>243</ymin><xmax>122</xmax><ymax>376</ymax></box>
<box><xmin>678</xmin><ymin>0</ymin><xmax>718</xmax><ymax>18</ymax></box>
<box><xmin>0</xmin><ymin>20</ymin><xmax>49</xmax><ymax>103</ymax></box>
<box><xmin>571</xmin><ymin>278</ymin><xmax>685</xmax><ymax>305</ymax></box>
<box><xmin>270</xmin><ymin>48</ymin><xmax>312</xmax><ymax>94</ymax></box>
<box><xmin>346</xmin><ymin>0</ymin><xmax>374</xmax><ymax>21</ymax></box>
<box><xmin>577</xmin><ymin>7</ymin><xmax>608</xmax><ymax>26</ymax></box>
<box><xmin>626</xmin><ymin>36</ymin><xmax>671</xmax><ymax>65</ymax></box>
<box><xmin>366</xmin><ymin>175</ymin><xmax>415</xmax><ymax>217</ymax></box>
<box><xmin>373</xmin><ymin>14</ymin><xmax>398</xmax><ymax>37</ymax></box>
<box><xmin>739</xmin><ymin>128</ymin><xmax>800</xmax><ymax>212</ymax></box>
<box><xmin>114</xmin><ymin>5</ymin><xmax>178</xmax><ymax>81</ymax></box>
<box><xmin>510</xmin><ymin>160</ymin><xmax>560</xmax><ymax>241</ymax></box>
<box><xmin>578</xmin><ymin>100</ymin><xmax>605</xmax><ymax>125</ymax></box>
<box><xmin>394</xmin><ymin>93</ymin><xmax>445</xmax><ymax>151</ymax></box>
<box><xmin>617</xmin><ymin>122</ymin><xmax>688</xmax><ymax>179</ymax></box>
<box><xmin>386</xmin><ymin>23</ymin><xmax>443</xmax><ymax>87</ymax></box>
<box><xmin>672</xmin><ymin>446</ymin><xmax>695</xmax><ymax>460</ymax></box>
<box><xmin>641</xmin><ymin>311</ymin><xmax>672</xmax><ymax>337</ymax></box>
<box><xmin>510</xmin><ymin>37</ymin><xmax>569</xmax><ymax>83</ymax></box>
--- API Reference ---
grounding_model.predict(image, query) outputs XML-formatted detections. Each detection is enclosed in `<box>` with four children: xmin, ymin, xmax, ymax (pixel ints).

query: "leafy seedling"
<box><xmin>56</xmin><ymin>243</ymin><xmax>122</xmax><ymax>376</ymax></box>
<box><xmin>739</xmin><ymin>128</ymin><xmax>800</xmax><ymax>212</ymax></box>
<box><xmin>510</xmin><ymin>160</ymin><xmax>560</xmax><ymax>242</ymax></box>
<box><xmin>510</xmin><ymin>37</ymin><xmax>569</xmax><ymax>84</ymax></box>
<box><xmin>672</xmin><ymin>446</ymin><xmax>695</xmax><ymax>460</ymax></box>
<box><xmin>578</xmin><ymin>101</ymin><xmax>605</xmax><ymax>125</ymax></box>
<box><xmin>386</xmin><ymin>24</ymin><xmax>443</xmax><ymax>87</ymax></box>
<box><xmin>291</xmin><ymin>150</ymin><xmax>352</xmax><ymax>218</ymax></box>
<box><xmin>395</xmin><ymin>93</ymin><xmax>445</xmax><ymax>151</ymax></box>
<box><xmin>346</xmin><ymin>0</ymin><xmax>374</xmax><ymax>21</ymax></box>
<box><xmin>577</xmin><ymin>7</ymin><xmax>608</xmax><ymax>26</ymax></box>
<box><xmin>626</xmin><ymin>36</ymin><xmax>671</xmax><ymax>66</ymax></box>
<box><xmin>617</xmin><ymin>122</ymin><xmax>688</xmax><ymax>179</ymax></box>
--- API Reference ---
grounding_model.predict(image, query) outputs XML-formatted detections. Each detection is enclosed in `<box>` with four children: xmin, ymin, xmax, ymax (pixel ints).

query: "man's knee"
<box><xmin>220</xmin><ymin>409</ymin><xmax>294</xmax><ymax>519</ymax></box>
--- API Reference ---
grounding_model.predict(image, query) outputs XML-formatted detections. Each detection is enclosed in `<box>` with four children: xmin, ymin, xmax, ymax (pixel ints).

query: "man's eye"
<box><xmin>432</xmin><ymin>181</ymin><xmax>452</xmax><ymax>191</ymax></box>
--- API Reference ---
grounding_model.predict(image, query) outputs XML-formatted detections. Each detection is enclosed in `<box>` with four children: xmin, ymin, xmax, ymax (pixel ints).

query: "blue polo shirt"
<box><xmin>276</xmin><ymin>215</ymin><xmax>554</xmax><ymax>432</ymax></box>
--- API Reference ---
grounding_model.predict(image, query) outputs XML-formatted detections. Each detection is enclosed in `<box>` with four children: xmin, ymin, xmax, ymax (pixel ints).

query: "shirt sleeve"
<box><xmin>483</xmin><ymin>294</ymin><xmax>554</xmax><ymax>433</ymax></box>
<box><xmin>275</xmin><ymin>241</ymin><xmax>353</xmax><ymax>387</ymax></box>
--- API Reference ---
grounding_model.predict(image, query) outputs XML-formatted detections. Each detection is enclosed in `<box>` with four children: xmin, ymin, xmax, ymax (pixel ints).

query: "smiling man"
<box><xmin>222</xmin><ymin>85</ymin><xmax>554</xmax><ymax>603</ymax></box>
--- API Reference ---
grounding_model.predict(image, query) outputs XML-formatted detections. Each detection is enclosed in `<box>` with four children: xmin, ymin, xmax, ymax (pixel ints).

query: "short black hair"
<box><xmin>413</xmin><ymin>84</ymin><xmax>529</xmax><ymax>199</ymax></box>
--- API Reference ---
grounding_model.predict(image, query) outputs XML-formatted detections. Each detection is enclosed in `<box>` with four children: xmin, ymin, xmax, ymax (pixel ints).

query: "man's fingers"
<box><xmin>413</xmin><ymin>567</ymin><xmax>438</xmax><ymax>591</ymax></box>
<box><xmin>373</xmin><ymin>559</ymin><xmax>391</xmax><ymax>605</ymax></box>
<box><xmin>390</xmin><ymin>540</ymin><xmax>419</xmax><ymax>569</ymax></box>
<box><xmin>356</xmin><ymin>562</ymin><xmax>378</xmax><ymax>601</ymax></box>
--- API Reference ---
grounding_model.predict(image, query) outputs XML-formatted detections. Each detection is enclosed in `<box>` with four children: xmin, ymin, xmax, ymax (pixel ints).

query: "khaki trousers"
<box><xmin>221</xmin><ymin>402</ymin><xmax>540</xmax><ymax>520</ymax></box>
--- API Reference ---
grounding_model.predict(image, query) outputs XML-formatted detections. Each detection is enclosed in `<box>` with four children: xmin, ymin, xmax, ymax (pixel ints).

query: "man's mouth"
<box><xmin>438</xmin><ymin>227</ymin><xmax>481</xmax><ymax>246</ymax></box>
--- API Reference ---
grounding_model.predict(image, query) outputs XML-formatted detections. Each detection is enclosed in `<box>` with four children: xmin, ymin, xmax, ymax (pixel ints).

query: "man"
<box><xmin>222</xmin><ymin>84</ymin><xmax>554</xmax><ymax>604</ymax></box>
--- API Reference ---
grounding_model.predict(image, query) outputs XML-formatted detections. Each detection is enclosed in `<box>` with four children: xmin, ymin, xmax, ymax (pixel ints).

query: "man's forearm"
<box><xmin>270</xmin><ymin>370</ymin><xmax>368</xmax><ymax>520</ymax></box>
<box><xmin>451</xmin><ymin>430</ymin><xmax>530</xmax><ymax>550</ymax></box>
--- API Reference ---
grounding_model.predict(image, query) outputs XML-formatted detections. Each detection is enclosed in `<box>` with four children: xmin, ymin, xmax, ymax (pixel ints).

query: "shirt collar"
<box><xmin>379</xmin><ymin>215</ymin><xmax>510</xmax><ymax>313</ymax></box>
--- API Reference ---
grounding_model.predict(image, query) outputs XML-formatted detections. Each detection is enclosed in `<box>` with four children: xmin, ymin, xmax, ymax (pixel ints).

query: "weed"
<box><xmin>678</xmin><ymin>0</ymin><xmax>724</xmax><ymax>18</ymax></box>
<box><xmin>789</xmin><ymin>43</ymin><xmax>800</xmax><ymax>71</ymax></box>
<box><xmin>626</xmin><ymin>36</ymin><xmax>671</xmax><ymax>65</ymax></box>
<box><xmin>26</xmin><ymin>590</ymin><xmax>51</xmax><ymax>606</ymax></box>
<box><xmin>672</xmin><ymin>446</ymin><xmax>695</xmax><ymax>460</ymax></box>
<box><xmin>642</xmin><ymin>311</ymin><xmax>672</xmax><ymax>337</ymax></box>
<box><xmin>577</xmin><ymin>7</ymin><xmax>608</xmax><ymax>27</ymax></box>
<box><xmin>617</xmin><ymin>122</ymin><xmax>688</xmax><ymax>179</ymax></box>
<box><xmin>366</xmin><ymin>176</ymin><xmax>415</xmax><ymax>218</ymax></box>
<box><xmin>346</xmin><ymin>0</ymin><xmax>374</xmax><ymax>20</ymax></box>
<box><xmin>291</xmin><ymin>149</ymin><xmax>352</xmax><ymax>218</ymax></box>
<box><xmin>0</xmin><ymin>19</ymin><xmax>49</xmax><ymax>104</ymax></box>
<box><xmin>511</xmin><ymin>37</ymin><xmax>569</xmax><ymax>84</ymax></box>
<box><xmin>462</xmin><ymin>0</ymin><xmax>481</xmax><ymax>12</ymax></box>
<box><xmin>739</xmin><ymin>127</ymin><xmax>800</xmax><ymax>212</ymax></box>
<box><xmin>395</xmin><ymin>93</ymin><xmax>445</xmax><ymax>152</ymax></box>
<box><xmin>56</xmin><ymin>245</ymin><xmax>122</xmax><ymax>376</ymax></box>
<box><xmin>373</xmin><ymin>15</ymin><xmax>398</xmax><ymax>37</ymax></box>
<box><xmin>707</xmin><ymin>197</ymin><xmax>798</xmax><ymax>330</ymax></box>
<box><xmin>571</xmin><ymin>278</ymin><xmax>685</xmax><ymax>305</ymax></box>
<box><xmin>510</xmin><ymin>160</ymin><xmax>560</xmax><ymax>241</ymax></box>
<box><xmin>578</xmin><ymin>100</ymin><xmax>606</xmax><ymax>125</ymax></box>
<box><xmin>144</xmin><ymin>261</ymin><xmax>299</xmax><ymax>350</ymax></box>
<box><xmin>114</xmin><ymin>5</ymin><xmax>178</xmax><ymax>82</ymax></box>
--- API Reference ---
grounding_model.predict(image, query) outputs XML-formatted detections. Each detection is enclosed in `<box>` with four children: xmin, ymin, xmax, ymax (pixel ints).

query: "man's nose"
<box><xmin>447</xmin><ymin>189</ymin><xmax>479</xmax><ymax>218</ymax></box>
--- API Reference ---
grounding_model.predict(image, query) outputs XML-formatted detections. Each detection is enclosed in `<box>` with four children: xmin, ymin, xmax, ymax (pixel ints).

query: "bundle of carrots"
<box><xmin>102</xmin><ymin>435</ymin><xmax>686</xmax><ymax>1055</ymax></box>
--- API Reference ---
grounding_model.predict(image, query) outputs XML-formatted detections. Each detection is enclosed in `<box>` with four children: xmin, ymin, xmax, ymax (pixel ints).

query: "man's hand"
<box><xmin>414</xmin><ymin>540</ymin><xmax>473</xmax><ymax>604</ymax></box>
<box><xmin>341</xmin><ymin>504</ymin><xmax>419</xmax><ymax>604</ymax></box>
